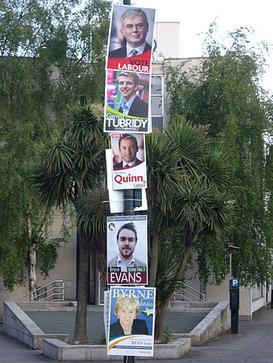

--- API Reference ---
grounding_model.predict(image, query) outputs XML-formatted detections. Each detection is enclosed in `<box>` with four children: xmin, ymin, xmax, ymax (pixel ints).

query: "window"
<box><xmin>151</xmin><ymin>75</ymin><xmax>164</xmax><ymax>130</ymax></box>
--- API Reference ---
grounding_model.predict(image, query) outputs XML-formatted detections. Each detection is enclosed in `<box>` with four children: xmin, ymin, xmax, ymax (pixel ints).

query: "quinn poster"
<box><xmin>107</xmin><ymin>286</ymin><xmax>156</xmax><ymax>357</ymax></box>
<box><xmin>105</xmin><ymin>149</ymin><xmax>148</xmax><ymax>213</ymax></box>
<box><xmin>111</xmin><ymin>133</ymin><xmax>147</xmax><ymax>190</ymax></box>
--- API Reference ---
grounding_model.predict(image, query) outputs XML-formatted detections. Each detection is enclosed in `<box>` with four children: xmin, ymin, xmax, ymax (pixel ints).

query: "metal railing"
<box><xmin>21</xmin><ymin>279</ymin><xmax>64</xmax><ymax>302</ymax></box>
<box><xmin>172</xmin><ymin>281</ymin><xmax>205</xmax><ymax>302</ymax></box>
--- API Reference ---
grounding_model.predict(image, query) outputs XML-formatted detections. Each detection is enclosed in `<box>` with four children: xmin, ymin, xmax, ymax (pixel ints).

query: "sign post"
<box><xmin>229</xmin><ymin>277</ymin><xmax>239</xmax><ymax>334</ymax></box>
<box><xmin>228</xmin><ymin>245</ymin><xmax>240</xmax><ymax>334</ymax></box>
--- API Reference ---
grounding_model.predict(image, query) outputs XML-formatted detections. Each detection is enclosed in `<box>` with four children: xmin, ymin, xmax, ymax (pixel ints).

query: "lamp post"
<box><xmin>228</xmin><ymin>245</ymin><xmax>240</xmax><ymax>278</ymax></box>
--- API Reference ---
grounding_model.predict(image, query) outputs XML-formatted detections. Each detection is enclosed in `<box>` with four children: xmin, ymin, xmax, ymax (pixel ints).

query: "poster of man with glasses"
<box><xmin>107</xmin><ymin>5</ymin><xmax>156</xmax><ymax>73</ymax></box>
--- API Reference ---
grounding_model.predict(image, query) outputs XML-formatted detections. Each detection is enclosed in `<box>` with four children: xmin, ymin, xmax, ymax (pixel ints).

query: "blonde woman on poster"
<box><xmin>107</xmin><ymin>286</ymin><xmax>156</xmax><ymax>357</ymax></box>
<box><xmin>109</xmin><ymin>297</ymin><xmax>148</xmax><ymax>340</ymax></box>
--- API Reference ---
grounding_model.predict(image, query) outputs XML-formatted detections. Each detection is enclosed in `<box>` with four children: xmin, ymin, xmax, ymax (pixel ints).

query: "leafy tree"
<box><xmin>165</xmin><ymin>25</ymin><xmax>273</xmax><ymax>287</ymax></box>
<box><xmin>146</xmin><ymin>117</ymin><xmax>230</xmax><ymax>339</ymax></box>
<box><xmin>0</xmin><ymin>0</ymin><xmax>110</xmax><ymax>293</ymax></box>
<box><xmin>34</xmin><ymin>103</ymin><xmax>107</xmax><ymax>343</ymax></box>
<box><xmin>0</xmin><ymin>67</ymin><xmax>67</xmax><ymax>296</ymax></box>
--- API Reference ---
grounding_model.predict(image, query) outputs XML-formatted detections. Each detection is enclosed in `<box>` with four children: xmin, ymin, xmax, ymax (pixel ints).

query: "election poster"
<box><xmin>104</xmin><ymin>290</ymin><xmax>110</xmax><ymax>340</ymax></box>
<box><xmin>111</xmin><ymin>133</ymin><xmax>147</xmax><ymax>190</ymax></box>
<box><xmin>107</xmin><ymin>215</ymin><xmax>148</xmax><ymax>285</ymax></box>
<box><xmin>107</xmin><ymin>5</ymin><xmax>156</xmax><ymax>73</ymax></box>
<box><xmin>105</xmin><ymin>149</ymin><xmax>148</xmax><ymax>213</ymax></box>
<box><xmin>107</xmin><ymin>286</ymin><xmax>156</xmax><ymax>357</ymax></box>
<box><xmin>104</xmin><ymin>69</ymin><xmax>150</xmax><ymax>133</ymax></box>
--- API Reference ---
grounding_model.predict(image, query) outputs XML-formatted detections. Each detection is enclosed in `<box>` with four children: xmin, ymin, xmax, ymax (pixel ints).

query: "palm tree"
<box><xmin>146</xmin><ymin>128</ymin><xmax>182</xmax><ymax>286</ymax></box>
<box><xmin>146</xmin><ymin>116</ymin><xmax>230</xmax><ymax>340</ymax></box>
<box><xmin>34</xmin><ymin>104</ymin><xmax>107</xmax><ymax>343</ymax></box>
<box><xmin>76</xmin><ymin>187</ymin><xmax>109</xmax><ymax>284</ymax></box>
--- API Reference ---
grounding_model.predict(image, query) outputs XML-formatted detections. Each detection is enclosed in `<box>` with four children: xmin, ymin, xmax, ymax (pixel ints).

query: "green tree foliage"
<box><xmin>0</xmin><ymin>112</ymin><xmax>63</xmax><ymax>290</ymax></box>
<box><xmin>264</xmin><ymin>146</ymin><xmax>273</xmax><ymax>247</ymax></box>
<box><xmin>0</xmin><ymin>0</ymin><xmax>111</xmax><ymax>113</ymax></box>
<box><xmin>0</xmin><ymin>0</ymin><xmax>110</xmax><ymax>291</ymax></box>
<box><xmin>146</xmin><ymin>117</ymin><xmax>230</xmax><ymax>339</ymax></box>
<box><xmin>34</xmin><ymin>103</ymin><xmax>107</xmax><ymax>343</ymax></box>
<box><xmin>165</xmin><ymin>25</ymin><xmax>273</xmax><ymax>286</ymax></box>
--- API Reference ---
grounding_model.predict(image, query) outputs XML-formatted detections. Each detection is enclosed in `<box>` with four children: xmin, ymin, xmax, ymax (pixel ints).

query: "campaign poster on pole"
<box><xmin>107</xmin><ymin>286</ymin><xmax>156</xmax><ymax>357</ymax></box>
<box><xmin>105</xmin><ymin>149</ymin><xmax>148</xmax><ymax>213</ymax></box>
<box><xmin>107</xmin><ymin>215</ymin><xmax>148</xmax><ymax>285</ymax></box>
<box><xmin>106</xmin><ymin>5</ymin><xmax>156</xmax><ymax>73</ymax></box>
<box><xmin>111</xmin><ymin>133</ymin><xmax>147</xmax><ymax>190</ymax></box>
<box><xmin>103</xmin><ymin>290</ymin><xmax>110</xmax><ymax>340</ymax></box>
<box><xmin>104</xmin><ymin>69</ymin><xmax>150</xmax><ymax>133</ymax></box>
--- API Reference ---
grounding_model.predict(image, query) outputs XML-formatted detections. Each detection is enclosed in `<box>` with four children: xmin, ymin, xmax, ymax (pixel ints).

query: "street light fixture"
<box><xmin>228</xmin><ymin>244</ymin><xmax>240</xmax><ymax>278</ymax></box>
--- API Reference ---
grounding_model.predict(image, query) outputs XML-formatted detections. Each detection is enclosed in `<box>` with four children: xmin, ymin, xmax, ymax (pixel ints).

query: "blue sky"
<box><xmin>118</xmin><ymin>0</ymin><xmax>273</xmax><ymax>93</ymax></box>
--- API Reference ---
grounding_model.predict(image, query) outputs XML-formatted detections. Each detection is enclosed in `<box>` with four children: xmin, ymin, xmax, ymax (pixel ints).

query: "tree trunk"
<box><xmin>154</xmin><ymin>246</ymin><xmax>192</xmax><ymax>340</ymax></box>
<box><xmin>149</xmin><ymin>230</ymin><xmax>159</xmax><ymax>286</ymax></box>
<box><xmin>73</xmin><ymin>230</ymin><xmax>89</xmax><ymax>343</ymax></box>
<box><xmin>155</xmin><ymin>298</ymin><xmax>169</xmax><ymax>340</ymax></box>
<box><xmin>29</xmin><ymin>243</ymin><xmax>37</xmax><ymax>301</ymax></box>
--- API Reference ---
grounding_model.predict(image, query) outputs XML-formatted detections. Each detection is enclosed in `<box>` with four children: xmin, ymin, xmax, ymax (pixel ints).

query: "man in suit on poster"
<box><xmin>113</xmin><ymin>134</ymin><xmax>143</xmax><ymax>170</ymax></box>
<box><xmin>109</xmin><ymin>8</ymin><xmax>151</xmax><ymax>59</ymax></box>
<box><xmin>116</xmin><ymin>72</ymin><xmax>148</xmax><ymax>118</ymax></box>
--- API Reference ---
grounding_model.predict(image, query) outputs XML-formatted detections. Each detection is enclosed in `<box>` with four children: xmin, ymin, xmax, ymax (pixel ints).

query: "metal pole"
<box><xmin>228</xmin><ymin>246</ymin><xmax>240</xmax><ymax>334</ymax></box>
<box><xmin>122</xmin><ymin>0</ymin><xmax>134</xmax><ymax>360</ymax></box>
<box><xmin>122</xmin><ymin>0</ymin><xmax>135</xmax><ymax>216</ymax></box>
<box><xmin>124</xmin><ymin>189</ymin><xmax>135</xmax><ymax>212</ymax></box>
<box><xmin>123</xmin><ymin>357</ymin><xmax>135</xmax><ymax>363</ymax></box>
<box><xmin>229</xmin><ymin>251</ymin><xmax>232</xmax><ymax>279</ymax></box>
<box><xmin>231</xmin><ymin>310</ymin><xmax>239</xmax><ymax>334</ymax></box>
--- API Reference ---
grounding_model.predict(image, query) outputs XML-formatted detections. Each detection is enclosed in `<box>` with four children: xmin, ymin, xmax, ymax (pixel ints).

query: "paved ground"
<box><xmin>1</xmin><ymin>305</ymin><xmax>273</xmax><ymax>362</ymax></box>
<box><xmin>165</xmin><ymin>305</ymin><xmax>273</xmax><ymax>363</ymax></box>
<box><xmin>0</xmin><ymin>325</ymin><xmax>50</xmax><ymax>363</ymax></box>
<box><xmin>27</xmin><ymin>309</ymin><xmax>207</xmax><ymax>342</ymax></box>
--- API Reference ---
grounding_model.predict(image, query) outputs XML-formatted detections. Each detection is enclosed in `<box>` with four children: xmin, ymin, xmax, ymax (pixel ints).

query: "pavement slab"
<box><xmin>26</xmin><ymin>310</ymin><xmax>207</xmax><ymax>342</ymax></box>
<box><xmin>1</xmin><ymin>305</ymin><xmax>273</xmax><ymax>363</ymax></box>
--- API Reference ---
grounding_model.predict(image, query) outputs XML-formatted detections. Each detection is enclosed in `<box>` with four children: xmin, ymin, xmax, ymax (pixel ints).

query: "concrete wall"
<box><xmin>183</xmin><ymin>301</ymin><xmax>230</xmax><ymax>346</ymax></box>
<box><xmin>251</xmin><ymin>296</ymin><xmax>267</xmax><ymax>316</ymax></box>
<box><xmin>184</xmin><ymin>251</ymin><xmax>271</xmax><ymax>318</ymax></box>
<box><xmin>238</xmin><ymin>286</ymin><xmax>251</xmax><ymax>317</ymax></box>
<box><xmin>0</xmin><ymin>282</ymin><xmax>28</xmax><ymax>321</ymax></box>
<box><xmin>206</xmin><ymin>278</ymin><xmax>230</xmax><ymax>302</ymax></box>
<box><xmin>43</xmin><ymin>337</ymin><xmax>191</xmax><ymax>361</ymax></box>
<box><xmin>0</xmin><ymin>211</ymin><xmax>77</xmax><ymax>313</ymax></box>
<box><xmin>37</xmin><ymin>211</ymin><xmax>76</xmax><ymax>301</ymax></box>
<box><xmin>3</xmin><ymin>302</ymin><xmax>69</xmax><ymax>350</ymax></box>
